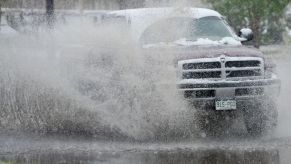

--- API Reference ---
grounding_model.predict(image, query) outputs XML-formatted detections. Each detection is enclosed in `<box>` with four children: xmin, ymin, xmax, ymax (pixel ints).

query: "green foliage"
<box><xmin>205</xmin><ymin>0</ymin><xmax>291</xmax><ymax>47</ymax></box>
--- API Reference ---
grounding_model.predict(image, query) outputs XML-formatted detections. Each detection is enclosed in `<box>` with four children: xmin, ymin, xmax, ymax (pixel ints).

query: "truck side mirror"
<box><xmin>238</xmin><ymin>28</ymin><xmax>254</xmax><ymax>42</ymax></box>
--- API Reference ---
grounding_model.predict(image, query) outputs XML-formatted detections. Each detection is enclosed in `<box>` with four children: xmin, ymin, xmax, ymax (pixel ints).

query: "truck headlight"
<box><xmin>264</xmin><ymin>65</ymin><xmax>277</xmax><ymax>79</ymax></box>
<box><xmin>264</xmin><ymin>57</ymin><xmax>277</xmax><ymax>79</ymax></box>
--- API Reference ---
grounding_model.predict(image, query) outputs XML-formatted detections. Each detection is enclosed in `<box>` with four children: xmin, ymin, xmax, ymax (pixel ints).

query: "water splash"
<box><xmin>0</xmin><ymin>20</ymin><xmax>194</xmax><ymax>140</ymax></box>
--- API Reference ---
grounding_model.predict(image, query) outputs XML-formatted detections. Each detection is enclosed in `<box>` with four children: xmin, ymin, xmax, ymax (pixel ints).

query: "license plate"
<box><xmin>215</xmin><ymin>99</ymin><xmax>237</xmax><ymax>110</ymax></box>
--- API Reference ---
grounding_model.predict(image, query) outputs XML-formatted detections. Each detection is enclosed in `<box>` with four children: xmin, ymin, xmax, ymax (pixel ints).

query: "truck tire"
<box><xmin>194</xmin><ymin>110</ymin><xmax>236</xmax><ymax>137</ymax></box>
<box><xmin>243</xmin><ymin>100</ymin><xmax>278</xmax><ymax>136</ymax></box>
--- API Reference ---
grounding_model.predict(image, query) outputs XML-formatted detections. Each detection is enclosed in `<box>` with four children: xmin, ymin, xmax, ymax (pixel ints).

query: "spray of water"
<box><xmin>0</xmin><ymin>16</ymin><xmax>199</xmax><ymax>140</ymax></box>
<box><xmin>269</xmin><ymin>46</ymin><xmax>291</xmax><ymax>137</ymax></box>
<box><xmin>1</xmin><ymin>1</ymin><xmax>291</xmax><ymax>141</ymax></box>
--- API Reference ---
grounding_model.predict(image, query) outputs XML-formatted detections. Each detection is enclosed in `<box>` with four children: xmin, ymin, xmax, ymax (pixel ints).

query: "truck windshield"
<box><xmin>140</xmin><ymin>16</ymin><xmax>235</xmax><ymax>45</ymax></box>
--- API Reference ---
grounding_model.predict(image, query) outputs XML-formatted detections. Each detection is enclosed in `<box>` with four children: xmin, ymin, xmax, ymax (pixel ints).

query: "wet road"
<box><xmin>0</xmin><ymin>133</ymin><xmax>291</xmax><ymax>164</ymax></box>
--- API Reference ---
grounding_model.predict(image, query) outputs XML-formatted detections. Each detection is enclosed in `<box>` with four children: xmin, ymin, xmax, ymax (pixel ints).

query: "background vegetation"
<box><xmin>205</xmin><ymin>0</ymin><xmax>291</xmax><ymax>47</ymax></box>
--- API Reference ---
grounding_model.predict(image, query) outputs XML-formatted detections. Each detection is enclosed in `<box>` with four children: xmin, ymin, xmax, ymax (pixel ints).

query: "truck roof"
<box><xmin>108</xmin><ymin>8</ymin><xmax>222</xmax><ymax>40</ymax></box>
<box><xmin>109</xmin><ymin>7</ymin><xmax>221</xmax><ymax>19</ymax></box>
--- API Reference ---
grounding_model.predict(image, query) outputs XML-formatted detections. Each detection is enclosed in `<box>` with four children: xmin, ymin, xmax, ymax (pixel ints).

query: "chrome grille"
<box><xmin>225</xmin><ymin>60</ymin><xmax>261</xmax><ymax>68</ymax></box>
<box><xmin>178</xmin><ymin>56</ymin><xmax>264</xmax><ymax>80</ymax></box>
<box><xmin>182</xmin><ymin>71</ymin><xmax>221</xmax><ymax>79</ymax></box>
<box><xmin>183</xmin><ymin>62</ymin><xmax>221</xmax><ymax>70</ymax></box>
<box><xmin>226</xmin><ymin>70</ymin><xmax>261</xmax><ymax>78</ymax></box>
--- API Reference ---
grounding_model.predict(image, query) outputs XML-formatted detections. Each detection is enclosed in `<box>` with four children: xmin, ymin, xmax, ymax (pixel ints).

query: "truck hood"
<box><xmin>142</xmin><ymin>45</ymin><xmax>265</xmax><ymax>62</ymax></box>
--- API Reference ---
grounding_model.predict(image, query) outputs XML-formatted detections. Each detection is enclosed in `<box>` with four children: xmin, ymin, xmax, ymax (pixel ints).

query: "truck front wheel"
<box><xmin>243</xmin><ymin>100</ymin><xmax>278</xmax><ymax>136</ymax></box>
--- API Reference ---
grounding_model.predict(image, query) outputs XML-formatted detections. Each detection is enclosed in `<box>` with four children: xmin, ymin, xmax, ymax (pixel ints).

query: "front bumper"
<box><xmin>178</xmin><ymin>77</ymin><xmax>281</xmax><ymax>101</ymax></box>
